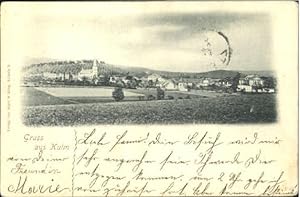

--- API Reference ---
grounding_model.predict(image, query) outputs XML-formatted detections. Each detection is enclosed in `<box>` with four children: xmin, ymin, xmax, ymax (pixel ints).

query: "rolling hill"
<box><xmin>23</xmin><ymin>59</ymin><xmax>274</xmax><ymax>79</ymax></box>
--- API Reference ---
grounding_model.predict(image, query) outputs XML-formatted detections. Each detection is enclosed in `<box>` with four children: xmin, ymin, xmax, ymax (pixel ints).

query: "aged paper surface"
<box><xmin>1</xmin><ymin>2</ymin><xmax>298</xmax><ymax>196</ymax></box>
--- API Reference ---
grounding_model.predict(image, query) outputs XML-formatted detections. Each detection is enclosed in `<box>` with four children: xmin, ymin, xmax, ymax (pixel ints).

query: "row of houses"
<box><xmin>26</xmin><ymin>59</ymin><xmax>275</xmax><ymax>93</ymax></box>
<box><xmin>237</xmin><ymin>75</ymin><xmax>275</xmax><ymax>93</ymax></box>
<box><xmin>143</xmin><ymin>74</ymin><xmax>233</xmax><ymax>91</ymax></box>
<box><xmin>144</xmin><ymin>74</ymin><xmax>275</xmax><ymax>93</ymax></box>
<box><xmin>35</xmin><ymin>71</ymin><xmax>276</xmax><ymax>93</ymax></box>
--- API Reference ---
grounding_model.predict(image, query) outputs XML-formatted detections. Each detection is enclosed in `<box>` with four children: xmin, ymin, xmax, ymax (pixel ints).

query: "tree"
<box><xmin>81</xmin><ymin>76</ymin><xmax>89</xmax><ymax>86</ymax></box>
<box><xmin>112</xmin><ymin>87</ymin><xmax>125</xmax><ymax>101</ymax></box>
<box><xmin>98</xmin><ymin>75</ymin><xmax>109</xmax><ymax>86</ymax></box>
<box><xmin>127</xmin><ymin>79</ymin><xmax>137</xmax><ymax>89</ymax></box>
<box><xmin>148</xmin><ymin>80</ymin><xmax>154</xmax><ymax>88</ymax></box>
<box><xmin>231</xmin><ymin>73</ymin><xmax>241</xmax><ymax>92</ymax></box>
<box><xmin>116</xmin><ymin>80</ymin><xmax>125</xmax><ymax>88</ymax></box>
<box><xmin>92</xmin><ymin>75</ymin><xmax>98</xmax><ymax>85</ymax></box>
<box><xmin>147</xmin><ymin>95</ymin><xmax>156</xmax><ymax>100</ymax></box>
<box><xmin>262</xmin><ymin>77</ymin><xmax>275</xmax><ymax>88</ymax></box>
<box><xmin>157</xmin><ymin>87</ymin><xmax>165</xmax><ymax>100</ymax></box>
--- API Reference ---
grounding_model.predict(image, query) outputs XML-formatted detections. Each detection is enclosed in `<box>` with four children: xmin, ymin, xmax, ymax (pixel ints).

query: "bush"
<box><xmin>157</xmin><ymin>87</ymin><xmax>165</xmax><ymax>100</ymax></box>
<box><xmin>178</xmin><ymin>97</ymin><xmax>183</xmax><ymax>99</ymax></box>
<box><xmin>185</xmin><ymin>95</ymin><xmax>191</xmax><ymax>99</ymax></box>
<box><xmin>138</xmin><ymin>96</ymin><xmax>145</xmax><ymax>101</ymax></box>
<box><xmin>167</xmin><ymin>95</ymin><xmax>174</xmax><ymax>100</ymax></box>
<box><xmin>147</xmin><ymin>95</ymin><xmax>156</xmax><ymax>100</ymax></box>
<box><xmin>112</xmin><ymin>87</ymin><xmax>125</xmax><ymax>101</ymax></box>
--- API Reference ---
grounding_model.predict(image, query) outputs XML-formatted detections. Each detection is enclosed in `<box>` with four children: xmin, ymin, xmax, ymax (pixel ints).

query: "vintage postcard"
<box><xmin>1</xmin><ymin>1</ymin><xmax>298</xmax><ymax>196</ymax></box>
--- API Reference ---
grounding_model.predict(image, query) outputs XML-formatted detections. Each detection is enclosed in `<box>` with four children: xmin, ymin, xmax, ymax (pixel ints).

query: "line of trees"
<box><xmin>112</xmin><ymin>87</ymin><xmax>170</xmax><ymax>102</ymax></box>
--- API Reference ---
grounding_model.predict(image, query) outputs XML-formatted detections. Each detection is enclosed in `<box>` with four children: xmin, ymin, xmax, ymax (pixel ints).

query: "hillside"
<box><xmin>23</xmin><ymin>60</ymin><xmax>133</xmax><ymax>77</ymax></box>
<box><xmin>238</xmin><ymin>70</ymin><xmax>275</xmax><ymax>77</ymax></box>
<box><xmin>190</xmin><ymin>70</ymin><xmax>241</xmax><ymax>79</ymax></box>
<box><xmin>23</xmin><ymin>59</ymin><xmax>273</xmax><ymax>79</ymax></box>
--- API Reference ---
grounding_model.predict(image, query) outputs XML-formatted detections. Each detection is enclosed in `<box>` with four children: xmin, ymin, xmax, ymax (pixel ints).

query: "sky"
<box><xmin>5</xmin><ymin>3</ymin><xmax>273</xmax><ymax>72</ymax></box>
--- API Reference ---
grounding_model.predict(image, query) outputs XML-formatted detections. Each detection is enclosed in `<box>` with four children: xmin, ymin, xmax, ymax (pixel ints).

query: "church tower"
<box><xmin>92</xmin><ymin>59</ymin><xmax>98</xmax><ymax>77</ymax></box>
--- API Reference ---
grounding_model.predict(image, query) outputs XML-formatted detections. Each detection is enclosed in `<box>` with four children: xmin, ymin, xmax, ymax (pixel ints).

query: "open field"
<box><xmin>22</xmin><ymin>87</ymin><xmax>147</xmax><ymax>106</ymax></box>
<box><xmin>23</xmin><ymin>93</ymin><xmax>277</xmax><ymax>126</ymax></box>
<box><xmin>21</xmin><ymin>87</ymin><xmax>74</xmax><ymax>106</ymax></box>
<box><xmin>22</xmin><ymin>87</ymin><xmax>207</xmax><ymax>106</ymax></box>
<box><xmin>35</xmin><ymin>87</ymin><xmax>144</xmax><ymax>97</ymax></box>
<box><xmin>127</xmin><ymin>89</ymin><xmax>211</xmax><ymax>99</ymax></box>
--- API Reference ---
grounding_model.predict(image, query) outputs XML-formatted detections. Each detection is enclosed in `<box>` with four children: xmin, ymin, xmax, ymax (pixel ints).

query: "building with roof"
<box><xmin>78</xmin><ymin>59</ymin><xmax>99</xmax><ymax>80</ymax></box>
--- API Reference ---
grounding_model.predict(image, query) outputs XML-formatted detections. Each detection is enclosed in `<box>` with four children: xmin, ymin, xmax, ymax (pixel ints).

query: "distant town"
<box><xmin>22</xmin><ymin>59</ymin><xmax>276</xmax><ymax>94</ymax></box>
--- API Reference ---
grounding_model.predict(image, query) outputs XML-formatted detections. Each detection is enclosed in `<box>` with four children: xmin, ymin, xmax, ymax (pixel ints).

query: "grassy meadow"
<box><xmin>22</xmin><ymin>87</ymin><xmax>277</xmax><ymax>126</ymax></box>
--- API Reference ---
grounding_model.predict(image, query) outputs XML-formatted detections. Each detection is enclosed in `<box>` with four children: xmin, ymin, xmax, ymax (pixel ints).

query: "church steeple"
<box><xmin>92</xmin><ymin>59</ymin><xmax>98</xmax><ymax>76</ymax></box>
<box><xmin>93</xmin><ymin>59</ymin><xmax>97</xmax><ymax>67</ymax></box>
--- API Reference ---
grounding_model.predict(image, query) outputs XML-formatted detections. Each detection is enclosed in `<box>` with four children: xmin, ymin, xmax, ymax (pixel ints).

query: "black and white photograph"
<box><xmin>1</xmin><ymin>2</ymin><xmax>298</xmax><ymax>197</ymax></box>
<box><xmin>21</xmin><ymin>4</ymin><xmax>277</xmax><ymax>126</ymax></box>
